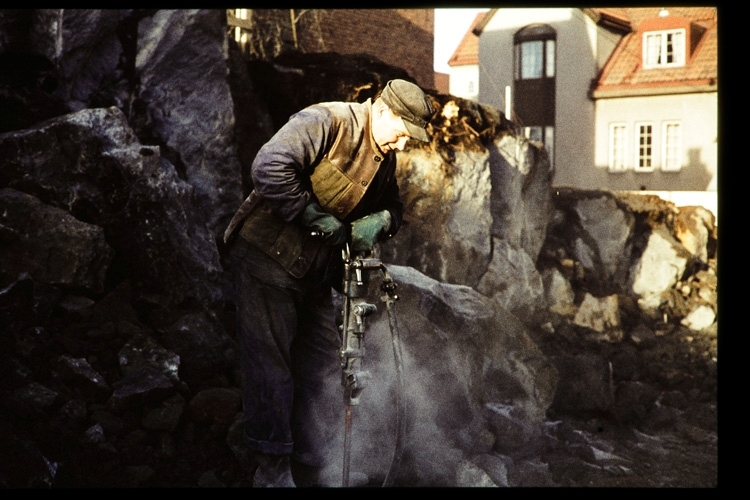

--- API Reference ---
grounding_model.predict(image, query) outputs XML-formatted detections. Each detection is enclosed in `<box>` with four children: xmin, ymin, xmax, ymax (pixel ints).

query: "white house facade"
<box><xmin>473</xmin><ymin>7</ymin><xmax>717</xmax><ymax>205</ymax></box>
<box><xmin>476</xmin><ymin>8</ymin><xmax>624</xmax><ymax>184</ymax></box>
<box><xmin>448</xmin><ymin>63</ymin><xmax>479</xmax><ymax>102</ymax></box>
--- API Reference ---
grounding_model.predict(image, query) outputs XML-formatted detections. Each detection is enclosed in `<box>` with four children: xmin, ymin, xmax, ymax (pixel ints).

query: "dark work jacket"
<box><xmin>224</xmin><ymin>99</ymin><xmax>403</xmax><ymax>279</ymax></box>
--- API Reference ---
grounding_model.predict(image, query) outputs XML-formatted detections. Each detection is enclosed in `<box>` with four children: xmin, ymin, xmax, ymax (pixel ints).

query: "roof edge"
<box><xmin>582</xmin><ymin>8</ymin><xmax>632</xmax><ymax>34</ymax></box>
<box><xmin>472</xmin><ymin>8</ymin><xmax>497</xmax><ymax>36</ymax></box>
<box><xmin>592</xmin><ymin>82</ymin><xmax>717</xmax><ymax>99</ymax></box>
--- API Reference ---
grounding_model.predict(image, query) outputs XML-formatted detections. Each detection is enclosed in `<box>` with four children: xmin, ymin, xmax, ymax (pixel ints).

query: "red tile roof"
<box><xmin>447</xmin><ymin>12</ymin><xmax>486</xmax><ymax>67</ymax></box>
<box><xmin>594</xmin><ymin>7</ymin><xmax>717</xmax><ymax>96</ymax></box>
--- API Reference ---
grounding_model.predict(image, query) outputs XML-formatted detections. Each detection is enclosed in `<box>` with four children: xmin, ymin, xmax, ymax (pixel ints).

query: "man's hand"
<box><xmin>350</xmin><ymin>210</ymin><xmax>391</xmax><ymax>253</ymax></box>
<box><xmin>298</xmin><ymin>203</ymin><xmax>347</xmax><ymax>246</ymax></box>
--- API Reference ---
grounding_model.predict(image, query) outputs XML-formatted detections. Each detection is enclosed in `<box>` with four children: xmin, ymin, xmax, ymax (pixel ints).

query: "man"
<box><xmin>223</xmin><ymin>79</ymin><xmax>433</xmax><ymax>487</ymax></box>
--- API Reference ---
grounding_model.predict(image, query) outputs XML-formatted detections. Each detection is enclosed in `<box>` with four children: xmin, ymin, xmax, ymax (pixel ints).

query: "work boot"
<box><xmin>253</xmin><ymin>454</ymin><xmax>296</xmax><ymax>487</ymax></box>
<box><xmin>290</xmin><ymin>461</ymin><xmax>321</xmax><ymax>487</ymax></box>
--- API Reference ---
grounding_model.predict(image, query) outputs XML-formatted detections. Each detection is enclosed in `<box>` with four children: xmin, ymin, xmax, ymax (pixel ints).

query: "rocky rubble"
<box><xmin>0</xmin><ymin>9</ymin><xmax>717</xmax><ymax>488</ymax></box>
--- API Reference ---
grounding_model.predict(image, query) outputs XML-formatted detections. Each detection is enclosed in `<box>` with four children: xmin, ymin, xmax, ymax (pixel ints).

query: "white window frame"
<box><xmin>608</xmin><ymin>123</ymin><xmax>628</xmax><ymax>172</ymax></box>
<box><xmin>545</xmin><ymin>39</ymin><xmax>556</xmax><ymax>78</ymax></box>
<box><xmin>635</xmin><ymin>122</ymin><xmax>654</xmax><ymax>172</ymax></box>
<box><xmin>643</xmin><ymin>29</ymin><xmax>686</xmax><ymax>69</ymax></box>
<box><xmin>661</xmin><ymin>121</ymin><xmax>683</xmax><ymax>172</ymax></box>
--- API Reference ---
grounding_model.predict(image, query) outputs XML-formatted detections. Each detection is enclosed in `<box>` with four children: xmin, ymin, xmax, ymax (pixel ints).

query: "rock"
<box><xmin>549</xmin><ymin>354</ymin><xmax>614</xmax><ymax>419</ymax></box>
<box><xmin>476</xmin><ymin>236</ymin><xmax>546</xmax><ymax>319</ymax></box>
<box><xmin>630</xmin><ymin>228</ymin><xmax>690</xmax><ymax>318</ymax></box>
<box><xmin>0</xmin><ymin>48</ymin><xmax>69</xmax><ymax>134</ymax></box>
<box><xmin>572</xmin><ymin>293</ymin><xmax>623</xmax><ymax>342</ymax></box>
<box><xmin>612</xmin><ymin>381</ymin><xmax>659</xmax><ymax>425</ymax></box>
<box><xmin>674</xmin><ymin>206</ymin><xmax>716</xmax><ymax>264</ymax></box>
<box><xmin>0</xmin><ymin>107</ymin><xmax>225</xmax><ymax>307</ymax></box>
<box><xmin>628</xmin><ymin>322</ymin><xmax>657</xmax><ymax>347</ymax></box>
<box><xmin>4</xmin><ymin>382</ymin><xmax>65</xmax><ymax>418</ymax></box>
<box><xmin>507</xmin><ymin>457</ymin><xmax>555</xmax><ymax>487</ymax></box>
<box><xmin>187</xmin><ymin>388</ymin><xmax>241</xmax><ymax>427</ymax></box>
<box><xmin>141</xmin><ymin>394</ymin><xmax>185</xmax><ymax>432</ymax></box>
<box><xmin>349</xmin><ymin>264</ymin><xmax>558</xmax><ymax>484</ymax></box>
<box><xmin>680</xmin><ymin>304</ymin><xmax>716</xmax><ymax>331</ymax></box>
<box><xmin>541</xmin><ymin>188</ymin><xmax>636</xmax><ymax>296</ymax></box>
<box><xmin>198</xmin><ymin>469</ymin><xmax>227</xmax><ymax>487</ymax></box>
<box><xmin>472</xmin><ymin>453</ymin><xmax>510</xmax><ymax>487</ymax></box>
<box><xmin>485</xmin><ymin>402</ymin><xmax>542</xmax><ymax>455</ymax></box>
<box><xmin>106</xmin><ymin>366</ymin><xmax>176</xmax><ymax>414</ymax></box>
<box><xmin>118</xmin><ymin>333</ymin><xmax>181</xmax><ymax>383</ymax></box>
<box><xmin>542</xmin><ymin>266</ymin><xmax>577</xmax><ymax>317</ymax></box>
<box><xmin>157</xmin><ymin>311</ymin><xmax>238</xmax><ymax>388</ymax></box>
<box><xmin>382</xmin><ymin>96</ymin><xmax>553</xmax><ymax>314</ymax></box>
<box><xmin>572</xmin><ymin>194</ymin><xmax>635</xmax><ymax>286</ymax></box>
<box><xmin>55</xmin><ymin>355</ymin><xmax>111</xmax><ymax>401</ymax></box>
<box><xmin>0</xmin><ymin>188</ymin><xmax>114</xmax><ymax>293</ymax></box>
<box><xmin>134</xmin><ymin>9</ymin><xmax>243</xmax><ymax>234</ymax></box>
<box><xmin>455</xmin><ymin>459</ymin><xmax>499</xmax><ymax>487</ymax></box>
<box><xmin>0</xmin><ymin>433</ymin><xmax>57</xmax><ymax>487</ymax></box>
<box><xmin>89</xmin><ymin>409</ymin><xmax>127</xmax><ymax>437</ymax></box>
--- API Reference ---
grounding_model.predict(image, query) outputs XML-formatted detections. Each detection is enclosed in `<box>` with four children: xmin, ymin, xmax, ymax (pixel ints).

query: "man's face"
<box><xmin>372</xmin><ymin>105</ymin><xmax>412</xmax><ymax>153</ymax></box>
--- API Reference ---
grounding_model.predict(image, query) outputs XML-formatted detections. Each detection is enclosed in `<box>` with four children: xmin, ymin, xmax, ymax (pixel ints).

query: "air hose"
<box><xmin>380</xmin><ymin>268</ymin><xmax>405</xmax><ymax>487</ymax></box>
<box><xmin>339</xmin><ymin>248</ymin><xmax>406</xmax><ymax>487</ymax></box>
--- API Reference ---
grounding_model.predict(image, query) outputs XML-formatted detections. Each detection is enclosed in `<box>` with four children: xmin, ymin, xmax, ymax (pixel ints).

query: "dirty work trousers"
<box><xmin>229</xmin><ymin>236</ymin><xmax>341</xmax><ymax>468</ymax></box>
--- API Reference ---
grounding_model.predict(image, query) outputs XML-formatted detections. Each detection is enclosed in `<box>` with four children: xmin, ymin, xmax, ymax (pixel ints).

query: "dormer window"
<box><xmin>514</xmin><ymin>24</ymin><xmax>556</xmax><ymax>80</ymax></box>
<box><xmin>643</xmin><ymin>28</ymin><xmax>685</xmax><ymax>68</ymax></box>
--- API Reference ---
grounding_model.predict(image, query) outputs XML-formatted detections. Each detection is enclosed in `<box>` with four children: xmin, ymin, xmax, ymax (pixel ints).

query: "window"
<box><xmin>514</xmin><ymin>24</ymin><xmax>556</xmax><ymax>169</ymax></box>
<box><xmin>608</xmin><ymin>123</ymin><xmax>628</xmax><ymax>172</ymax></box>
<box><xmin>514</xmin><ymin>24</ymin><xmax>556</xmax><ymax>80</ymax></box>
<box><xmin>635</xmin><ymin>123</ymin><xmax>654</xmax><ymax>172</ymax></box>
<box><xmin>662</xmin><ymin>121</ymin><xmax>682</xmax><ymax>171</ymax></box>
<box><xmin>468</xmin><ymin>81</ymin><xmax>475</xmax><ymax>95</ymax></box>
<box><xmin>643</xmin><ymin>29</ymin><xmax>686</xmax><ymax>68</ymax></box>
<box><xmin>515</xmin><ymin>39</ymin><xmax>556</xmax><ymax>80</ymax></box>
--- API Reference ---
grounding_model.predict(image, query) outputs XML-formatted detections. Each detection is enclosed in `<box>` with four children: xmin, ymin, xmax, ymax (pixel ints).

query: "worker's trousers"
<box><xmin>229</xmin><ymin>236</ymin><xmax>341</xmax><ymax>468</ymax></box>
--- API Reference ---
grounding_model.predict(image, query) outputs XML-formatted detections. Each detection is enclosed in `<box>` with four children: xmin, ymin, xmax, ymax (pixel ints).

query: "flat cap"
<box><xmin>380</xmin><ymin>79</ymin><xmax>433</xmax><ymax>142</ymax></box>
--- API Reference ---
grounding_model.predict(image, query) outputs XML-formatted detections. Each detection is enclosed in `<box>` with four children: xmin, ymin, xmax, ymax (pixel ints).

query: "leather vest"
<box><xmin>224</xmin><ymin>100</ymin><xmax>390</xmax><ymax>278</ymax></box>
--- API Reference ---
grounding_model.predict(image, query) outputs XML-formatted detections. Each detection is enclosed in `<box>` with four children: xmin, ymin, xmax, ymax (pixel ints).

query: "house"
<box><xmin>446</xmin><ymin>11</ymin><xmax>486</xmax><ymax>101</ymax></box>
<box><xmin>227</xmin><ymin>9</ymin><xmax>436</xmax><ymax>92</ymax></box>
<box><xmin>472</xmin><ymin>7</ymin><xmax>717</xmax><ymax>205</ymax></box>
<box><xmin>591</xmin><ymin>8</ymin><xmax>717</xmax><ymax>194</ymax></box>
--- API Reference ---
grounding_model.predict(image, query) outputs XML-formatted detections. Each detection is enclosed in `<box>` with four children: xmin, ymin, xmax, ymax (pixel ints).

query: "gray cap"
<box><xmin>380</xmin><ymin>79</ymin><xmax>433</xmax><ymax>142</ymax></box>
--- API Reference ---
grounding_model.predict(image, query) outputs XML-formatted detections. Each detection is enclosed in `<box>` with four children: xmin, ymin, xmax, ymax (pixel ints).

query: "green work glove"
<box><xmin>298</xmin><ymin>202</ymin><xmax>347</xmax><ymax>246</ymax></box>
<box><xmin>350</xmin><ymin>210</ymin><xmax>391</xmax><ymax>253</ymax></box>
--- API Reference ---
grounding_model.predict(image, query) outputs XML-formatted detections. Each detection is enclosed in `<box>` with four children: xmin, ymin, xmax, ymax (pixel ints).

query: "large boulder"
<box><xmin>133</xmin><ymin>9</ymin><xmax>243</xmax><ymax>234</ymax></box>
<box><xmin>1</xmin><ymin>9</ymin><xmax>244</xmax><ymax>236</ymax></box>
<box><xmin>538</xmin><ymin>188</ymin><xmax>716</xmax><ymax>328</ymax></box>
<box><xmin>0</xmin><ymin>106</ymin><xmax>224</xmax><ymax>306</ymax></box>
<box><xmin>345</xmin><ymin>264</ymin><xmax>558</xmax><ymax>486</ymax></box>
<box><xmin>0</xmin><ymin>188</ymin><xmax>113</xmax><ymax>293</ymax></box>
<box><xmin>382</xmin><ymin>96</ymin><xmax>554</xmax><ymax>324</ymax></box>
